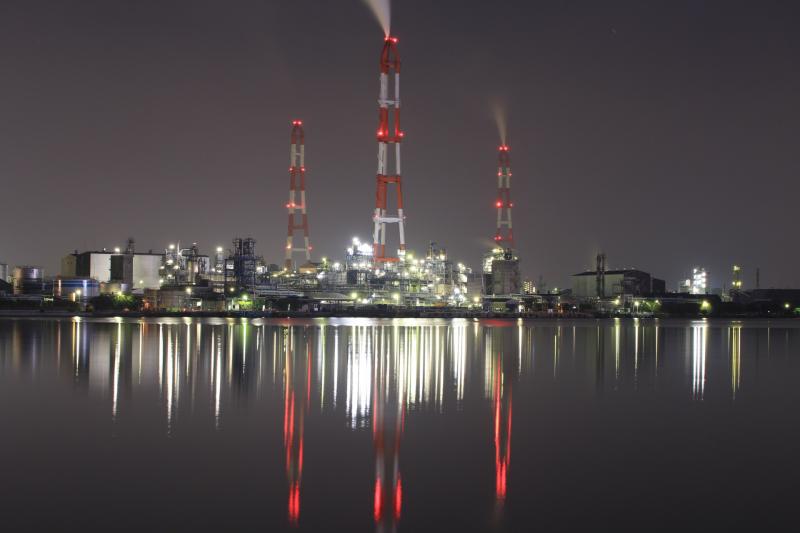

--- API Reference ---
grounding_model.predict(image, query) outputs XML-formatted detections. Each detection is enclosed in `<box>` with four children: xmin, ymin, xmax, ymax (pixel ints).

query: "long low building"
<box><xmin>61</xmin><ymin>250</ymin><xmax>162</xmax><ymax>292</ymax></box>
<box><xmin>573</xmin><ymin>269</ymin><xmax>666</xmax><ymax>299</ymax></box>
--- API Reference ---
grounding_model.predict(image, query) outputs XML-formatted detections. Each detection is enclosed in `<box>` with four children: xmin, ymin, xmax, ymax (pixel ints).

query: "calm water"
<box><xmin>0</xmin><ymin>317</ymin><xmax>798</xmax><ymax>531</ymax></box>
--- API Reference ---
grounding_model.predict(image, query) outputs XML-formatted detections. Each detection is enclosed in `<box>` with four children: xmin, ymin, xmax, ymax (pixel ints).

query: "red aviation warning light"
<box><xmin>284</xmin><ymin>120</ymin><xmax>313</xmax><ymax>270</ymax></box>
<box><xmin>372</xmin><ymin>36</ymin><xmax>406</xmax><ymax>261</ymax></box>
<box><xmin>494</xmin><ymin>143</ymin><xmax>514</xmax><ymax>247</ymax></box>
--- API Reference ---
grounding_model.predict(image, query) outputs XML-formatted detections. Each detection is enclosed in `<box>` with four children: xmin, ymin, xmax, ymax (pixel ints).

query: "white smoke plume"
<box><xmin>362</xmin><ymin>0</ymin><xmax>391</xmax><ymax>36</ymax></box>
<box><xmin>489</xmin><ymin>98</ymin><xmax>507</xmax><ymax>146</ymax></box>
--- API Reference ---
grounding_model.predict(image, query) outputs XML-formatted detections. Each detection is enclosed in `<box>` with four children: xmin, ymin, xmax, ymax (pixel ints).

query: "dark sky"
<box><xmin>1</xmin><ymin>0</ymin><xmax>798</xmax><ymax>290</ymax></box>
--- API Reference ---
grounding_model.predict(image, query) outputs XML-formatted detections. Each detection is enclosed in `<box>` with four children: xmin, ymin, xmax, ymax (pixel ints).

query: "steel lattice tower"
<box><xmin>372</xmin><ymin>36</ymin><xmax>406</xmax><ymax>262</ymax></box>
<box><xmin>494</xmin><ymin>145</ymin><xmax>514</xmax><ymax>248</ymax></box>
<box><xmin>285</xmin><ymin>120</ymin><xmax>312</xmax><ymax>270</ymax></box>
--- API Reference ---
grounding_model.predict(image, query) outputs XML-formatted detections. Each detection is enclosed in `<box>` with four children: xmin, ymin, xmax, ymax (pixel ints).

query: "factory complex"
<box><xmin>1</xmin><ymin>36</ymin><xmax>797</xmax><ymax>318</ymax></box>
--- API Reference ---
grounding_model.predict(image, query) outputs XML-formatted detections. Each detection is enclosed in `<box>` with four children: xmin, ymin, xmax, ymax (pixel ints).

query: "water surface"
<box><xmin>0</xmin><ymin>317</ymin><xmax>797</xmax><ymax>531</ymax></box>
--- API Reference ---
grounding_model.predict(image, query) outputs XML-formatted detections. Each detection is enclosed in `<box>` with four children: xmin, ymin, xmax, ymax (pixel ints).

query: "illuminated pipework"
<box><xmin>494</xmin><ymin>145</ymin><xmax>514</xmax><ymax>247</ymax></box>
<box><xmin>285</xmin><ymin>120</ymin><xmax>313</xmax><ymax>270</ymax></box>
<box><xmin>372</xmin><ymin>36</ymin><xmax>406</xmax><ymax>262</ymax></box>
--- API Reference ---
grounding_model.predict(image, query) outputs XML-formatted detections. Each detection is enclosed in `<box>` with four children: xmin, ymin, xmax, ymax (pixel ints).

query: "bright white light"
<box><xmin>691</xmin><ymin>267</ymin><xmax>708</xmax><ymax>295</ymax></box>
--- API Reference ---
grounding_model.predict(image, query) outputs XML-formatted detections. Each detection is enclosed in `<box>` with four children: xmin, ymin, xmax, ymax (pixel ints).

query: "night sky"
<box><xmin>1</xmin><ymin>0</ymin><xmax>798</xmax><ymax>290</ymax></box>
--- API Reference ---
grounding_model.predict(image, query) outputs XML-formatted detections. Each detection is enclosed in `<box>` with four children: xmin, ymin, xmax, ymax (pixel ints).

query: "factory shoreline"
<box><xmin>0</xmin><ymin>309</ymin><xmax>795</xmax><ymax>321</ymax></box>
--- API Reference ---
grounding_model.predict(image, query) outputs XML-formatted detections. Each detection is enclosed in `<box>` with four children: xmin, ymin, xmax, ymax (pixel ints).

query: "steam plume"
<box><xmin>489</xmin><ymin>99</ymin><xmax>507</xmax><ymax>146</ymax></box>
<box><xmin>362</xmin><ymin>0</ymin><xmax>391</xmax><ymax>36</ymax></box>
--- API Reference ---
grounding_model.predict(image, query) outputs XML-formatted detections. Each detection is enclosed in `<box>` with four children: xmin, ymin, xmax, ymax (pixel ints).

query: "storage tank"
<box><xmin>13</xmin><ymin>266</ymin><xmax>44</xmax><ymax>295</ymax></box>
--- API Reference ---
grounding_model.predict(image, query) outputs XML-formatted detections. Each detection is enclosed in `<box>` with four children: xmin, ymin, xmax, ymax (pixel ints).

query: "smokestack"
<box><xmin>372</xmin><ymin>36</ymin><xmax>406</xmax><ymax>262</ymax></box>
<box><xmin>284</xmin><ymin>120</ymin><xmax>313</xmax><ymax>270</ymax></box>
<box><xmin>493</xmin><ymin>144</ymin><xmax>514</xmax><ymax>249</ymax></box>
<box><xmin>596</xmin><ymin>252</ymin><xmax>606</xmax><ymax>298</ymax></box>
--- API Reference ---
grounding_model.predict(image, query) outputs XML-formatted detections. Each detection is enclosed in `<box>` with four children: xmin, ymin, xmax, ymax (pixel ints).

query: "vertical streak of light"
<box><xmin>209</xmin><ymin>327</ymin><xmax>215</xmax><ymax>404</ymax></box>
<box><xmin>634</xmin><ymin>319</ymin><xmax>640</xmax><ymax>390</ymax></box>
<box><xmin>227</xmin><ymin>324</ymin><xmax>233</xmax><ymax>388</ymax></box>
<box><xmin>175</xmin><ymin>328</ymin><xmax>181</xmax><ymax>419</ymax></box>
<box><xmin>158</xmin><ymin>324</ymin><xmax>163</xmax><ymax>392</ymax></box>
<box><xmin>453</xmin><ymin>324</ymin><xmax>466</xmax><ymax>404</ymax></box>
<box><xmin>692</xmin><ymin>322</ymin><xmax>707</xmax><ymax>400</ymax></box>
<box><xmin>572</xmin><ymin>325</ymin><xmax>576</xmax><ymax>363</ymax></box>
<box><xmin>215</xmin><ymin>328</ymin><xmax>223</xmax><ymax>429</ymax></box>
<box><xmin>437</xmin><ymin>329</ymin><xmax>444</xmax><ymax>411</ymax></box>
<box><xmin>209</xmin><ymin>329</ymin><xmax>216</xmax><ymax>394</ymax></box>
<box><xmin>242</xmin><ymin>321</ymin><xmax>248</xmax><ymax>376</ymax></box>
<box><xmin>333</xmin><ymin>328</ymin><xmax>339</xmax><ymax>409</ymax></box>
<box><xmin>518</xmin><ymin>322</ymin><xmax>523</xmax><ymax>375</ymax></box>
<box><xmin>166</xmin><ymin>327</ymin><xmax>174</xmax><ymax>433</ymax></box>
<box><xmin>731</xmin><ymin>325</ymin><xmax>742</xmax><ymax>400</ymax></box>
<box><xmin>138</xmin><ymin>323</ymin><xmax>144</xmax><ymax>384</ymax></box>
<box><xmin>112</xmin><ymin>322</ymin><xmax>121</xmax><ymax>422</ymax></box>
<box><xmin>258</xmin><ymin>325</ymin><xmax>265</xmax><ymax>394</ymax></box>
<box><xmin>553</xmin><ymin>327</ymin><xmax>560</xmax><ymax>380</ymax></box>
<box><xmin>191</xmin><ymin>323</ymin><xmax>200</xmax><ymax>412</ymax></box>
<box><xmin>273</xmin><ymin>330</ymin><xmax>278</xmax><ymax>386</ymax></box>
<box><xmin>74</xmin><ymin>320</ymin><xmax>81</xmax><ymax>378</ymax></box>
<box><xmin>484</xmin><ymin>331</ymin><xmax>493</xmax><ymax>400</ymax></box>
<box><xmin>319</xmin><ymin>326</ymin><xmax>326</xmax><ymax>411</ymax></box>
<box><xmin>654</xmin><ymin>323</ymin><xmax>660</xmax><ymax>382</ymax></box>
<box><xmin>186</xmin><ymin>323</ymin><xmax>191</xmax><ymax>377</ymax></box>
<box><xmin>346</xmin><ymin>325</ymin><xmax>373</xmax><ymax>428</ymax></box>
<box><xmin>56</xmin><ymin>321</ymin><xmax>61</xmax><ymax>367</ymax></box>
<box><xmin>614</xmin><ymin>319</ymin><xmax>621</xmax><ymax>385</ymax></box>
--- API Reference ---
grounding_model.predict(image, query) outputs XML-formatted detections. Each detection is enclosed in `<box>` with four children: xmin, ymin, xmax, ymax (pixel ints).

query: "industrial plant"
<box><xmin>0</xmin><ymin>34</ymin><xmax>797</xmax><ymax>319</ymax></box>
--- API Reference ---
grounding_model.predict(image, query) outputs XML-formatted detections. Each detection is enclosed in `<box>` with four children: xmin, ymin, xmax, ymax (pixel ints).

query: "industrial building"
<box><xmin>572</xmin><ymin>268</ymin><xmax>665</xmax><ymax>299</ymax></box>
<box><xmin>0</xmin><ymin>278</ymin><xmax>11</xmax><ymax>296</ymax></box>
<box><xmin>53</xmin><ymin>277</ymin><xmax>100</xmax><ymax>301</ymax></box>
<box><xmin>62</xmin><ymin>239</ymin><xmax>162</xmax><ymax>293</ymax></box>
<box><xmin>483</xmin><ymin>248</ymin><xmax>521</xmax><ymax>296</ymax></box>
<box><xmin>310</xmin><ymin>238</ymin><xmax>476</xmax><ymax>307</ymax></box>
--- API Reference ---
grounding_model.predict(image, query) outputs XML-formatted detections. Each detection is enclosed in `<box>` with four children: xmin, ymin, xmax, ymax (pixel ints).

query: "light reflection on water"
<box><xmin>0</xmin><ymin>317</ymin><xmax>798</xmax><ymax>532</ymax></box>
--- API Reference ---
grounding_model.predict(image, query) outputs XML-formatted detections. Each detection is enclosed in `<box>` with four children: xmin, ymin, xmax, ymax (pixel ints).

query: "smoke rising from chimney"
<box><xmin>490</xmin><ymin>99</ymin><xmax>507</xmax><ymax>146</ymax></box>
<box><xmin>362</xmin><ymin>0</ymin><xmax>391</xmax><ymax>36</ymax></box>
